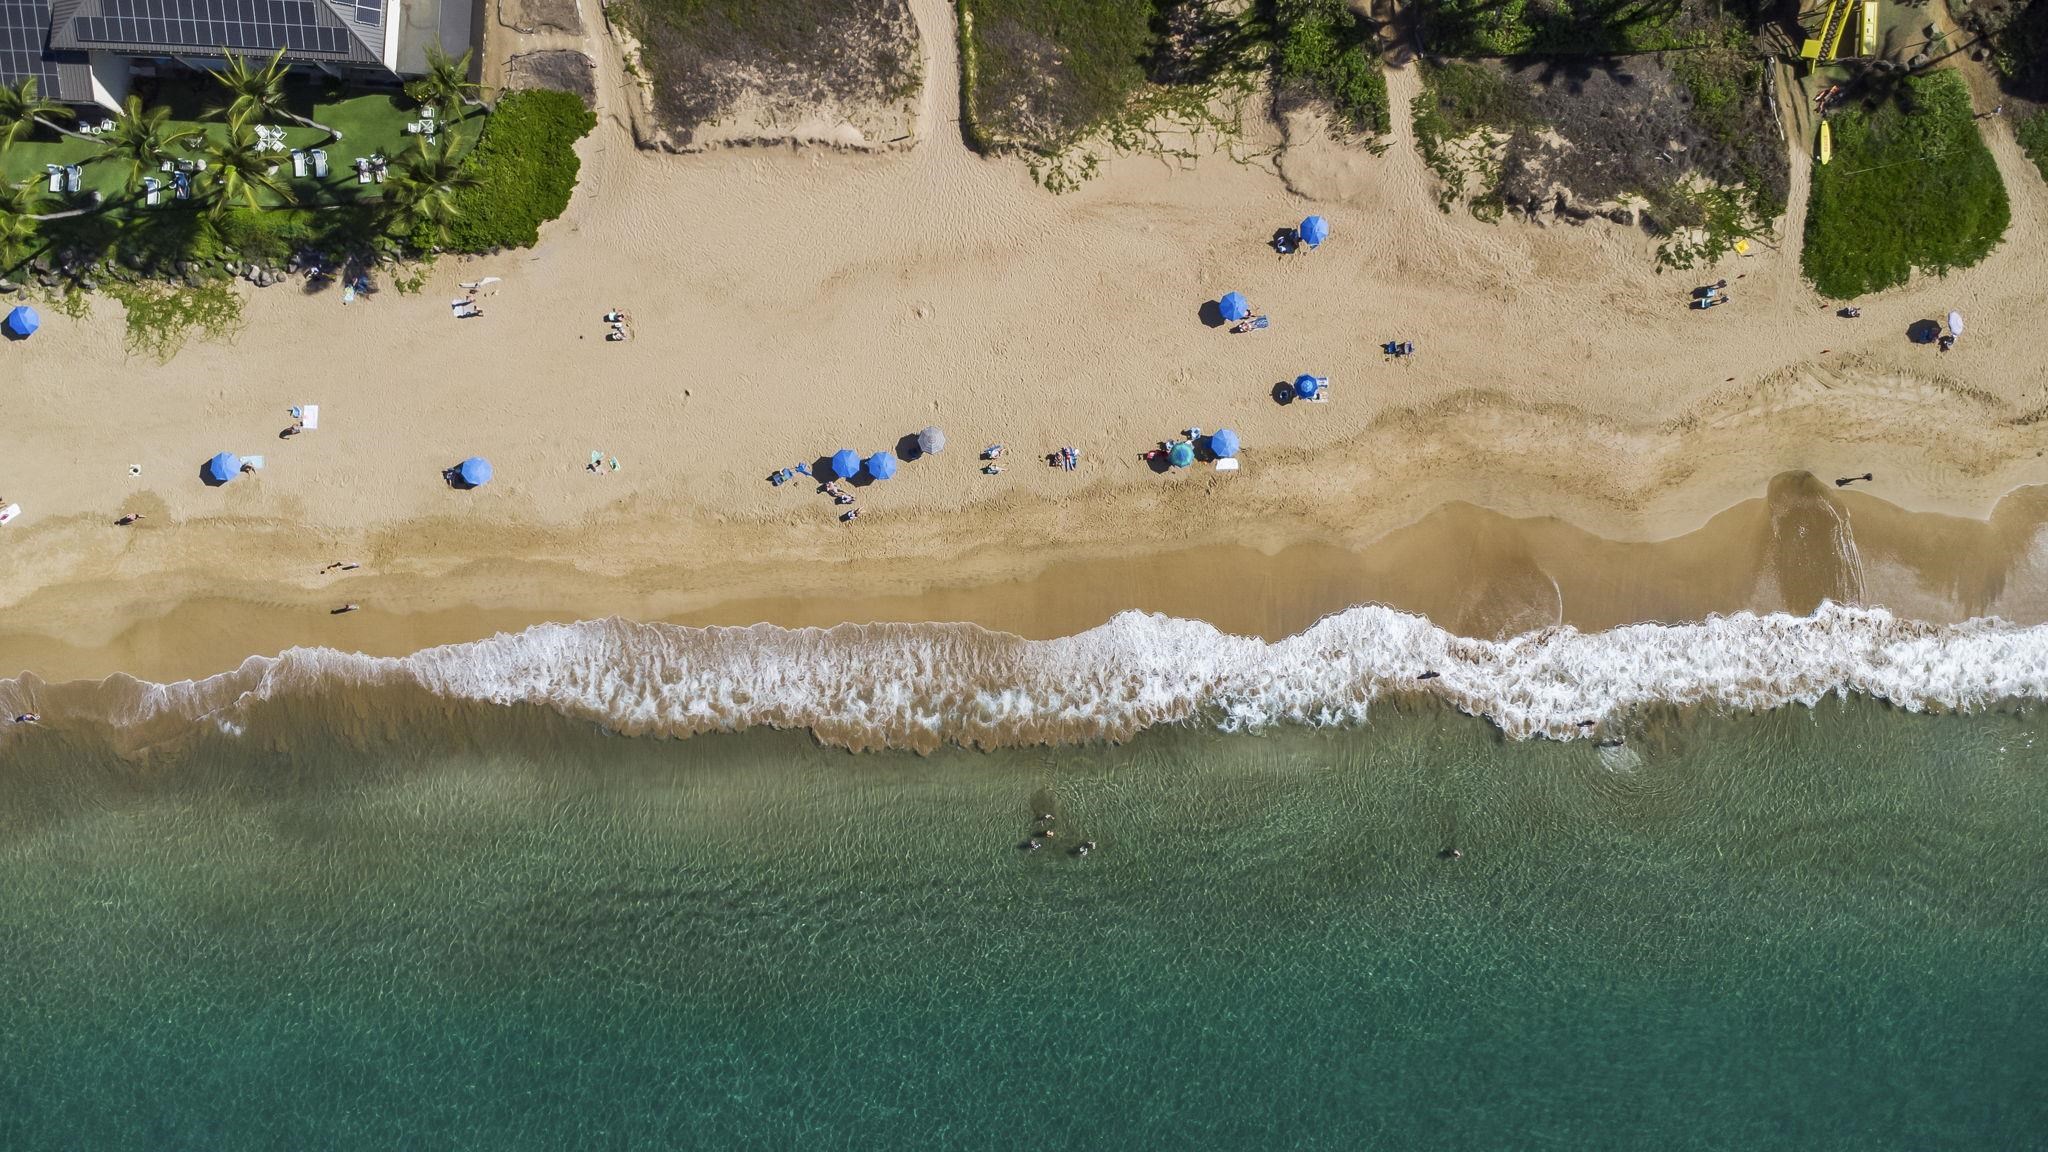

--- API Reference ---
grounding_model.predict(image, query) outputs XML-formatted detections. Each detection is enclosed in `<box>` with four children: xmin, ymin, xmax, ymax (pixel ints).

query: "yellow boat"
<box><xmin>1819</xmin><ymin>120</ymin><xmax>1833</xmax><ymax>165</ymax></box>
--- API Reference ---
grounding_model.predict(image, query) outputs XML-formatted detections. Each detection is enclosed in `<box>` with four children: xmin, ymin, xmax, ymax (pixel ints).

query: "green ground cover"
<box><xmin>1415</xmin><ymin>0</ymin><xmax>1726</xmax><ymax>56</ymax></box>
<box><xmin>2018</xmin><ymin>108</ymin><xmax>2048</xmax><ymax>180</ymax></box>
<box><xmin>0</xmin><ymin>91</ymin><xmax>480</xmax><ymax>207</ymax></box>
<box><xmin>1273</xmin><ymin>0</ymin><xmax>1390</xmax><ymax>136</ymax></box>
<box><xmin>1801</xmin><ymin>70</ymin><xmax>2010</xmax><ymax>298</ymax></box>
<box><xmin>1410</xmin><ymin>59</ymin><xmax>1530</xmax><ymax>213</ymax></box>
<box><xmin>610</xmin><ymin>0</ymin><xmax>918</xmax><ymax>134</ymax></box>
<box><xmin>430</xmin><ymin>89</ymin><xmax>596</xmax><ymax>251</ymax></box>
<box><xmin>960</xmin><ymin>0</ymin><xmax>1160</xmax><ymax>152</ymax></box>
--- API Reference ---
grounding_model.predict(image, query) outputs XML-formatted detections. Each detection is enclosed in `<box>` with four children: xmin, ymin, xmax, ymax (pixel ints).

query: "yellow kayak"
<box><xmin>1819</xmin><ymin>120</ymin><xmax>1833</xmax><ymax>165</ymax></box>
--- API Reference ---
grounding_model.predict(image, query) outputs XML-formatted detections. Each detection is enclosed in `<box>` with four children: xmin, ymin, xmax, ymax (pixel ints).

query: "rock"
<box><xmin>78</xmin><ymin>276</ymin><xmax>97</xmax><ymax>292</ymax></box>
<box><xmin>35</xmin><ymin>272</ymin><xmax>58</xmax><ymax>288</ymax></box>
<box><xmin>286</xmin><ymin>254</ymin><xmax>300</xmax><ymax>273</ymax></box>
<box><xmin>30</xmin><ymin>255</ymin><xmax>50</xmax><ymax>273</ymax></box>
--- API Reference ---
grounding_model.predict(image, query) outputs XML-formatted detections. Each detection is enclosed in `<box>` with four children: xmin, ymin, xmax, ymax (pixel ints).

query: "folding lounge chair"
<box><xmin>311</xmin><ymin>149</ymin><xmax>328</xmax><ymax>178</ymax></box>
<box><xmin>143</xmin><ymin>176</ymin><xmax>161</xmax><ymax>206</ymax></box>
<box><xmin>292</xmin><ymin>149</ymin><xmax>307</xmax><ymax>178</ymax></box>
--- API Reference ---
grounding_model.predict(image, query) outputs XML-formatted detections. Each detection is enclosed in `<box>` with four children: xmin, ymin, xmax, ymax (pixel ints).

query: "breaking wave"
<box><xmin>5</xmin><ymin>603</ymin><xmax>2047</xmax><ymax>751</ymax></box>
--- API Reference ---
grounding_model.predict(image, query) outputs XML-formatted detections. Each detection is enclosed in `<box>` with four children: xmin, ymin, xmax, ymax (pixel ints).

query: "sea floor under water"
<box><xmin>1</xmin><ymin>697</ymin><xmax>2044</xmax><ymax>1148</ymax></box>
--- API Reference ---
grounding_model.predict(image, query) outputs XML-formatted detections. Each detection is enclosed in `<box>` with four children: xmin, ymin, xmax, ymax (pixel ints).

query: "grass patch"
<box><xmin>1801</xmin><ymin>71</ymin><xmax>2010</xmax><ymax>299</ymax></box>
<box><xmin>1272</xmin><ymin>0</ymin><xmax>1391</xmax><ymax>136</ymax></box>
<box><xmin>101</xmin><ymin>280</ymin><xmax>246</xmax><ymax>361</ymax></box>
<box><xmin>1412</xmin><ymin>60</ymin><xmax>1529</xmax><ymax>213</ymax></box>
<box><xmin>2018</xmin><ymin>108</ymin><xmax>2048</xmax><ymax>181</ymax></box>
<box><xmin>609</xmin><ymin>0</ymin><xmax>918</xmax><ymax>133</ymax></box>
<box><xmin>1416</xmin><ymin>0</ymin><xmax>1727</xmax><ymax>56</ymax></box>
<box><xmin>961</xmin><ymin>0</ymin><xmax>1161</xmax><ymax>153</ymax></box>
<box><xmin>430</xmin><ymin>89</ymin><xmax>596</xmax><ymax>253</ymax></box>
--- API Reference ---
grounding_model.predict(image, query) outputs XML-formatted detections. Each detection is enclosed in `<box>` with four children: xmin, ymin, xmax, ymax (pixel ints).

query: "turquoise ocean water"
<box><xmin>2</xmin><ymin>696</ymin><xmax>2045</xmax><ymax>1148</ymax></box>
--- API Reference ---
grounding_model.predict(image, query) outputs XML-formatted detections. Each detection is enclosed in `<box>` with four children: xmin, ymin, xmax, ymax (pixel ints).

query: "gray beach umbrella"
<box><xmin>918</xmin><ymin>427</ymin><xmax>946</xmax><ymax>455</ymax></box>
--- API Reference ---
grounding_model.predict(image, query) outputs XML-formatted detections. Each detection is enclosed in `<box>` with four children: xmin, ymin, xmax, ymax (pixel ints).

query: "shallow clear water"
<box><xmin>2</xmin><ymin>698</ymin><xmax>2044</xmax><ymax>1148</ymax></box>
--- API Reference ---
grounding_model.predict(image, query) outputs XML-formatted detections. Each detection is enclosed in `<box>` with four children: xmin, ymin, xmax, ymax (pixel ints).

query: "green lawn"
<box><xmin>1</xmin><ymin>89</ymin><xmax>482</xmax><ymax>208</ymax></box>
<box><xmin>1800</xmin><ymin>70</ymin><xmax>2010</xmax><ymax>298</ymax></box>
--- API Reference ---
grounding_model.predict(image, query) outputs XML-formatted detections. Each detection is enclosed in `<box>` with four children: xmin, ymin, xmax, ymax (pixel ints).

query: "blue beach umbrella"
<box><xmin>1219</xmin><ymin>292</ymin><xmax>1249</xmax><ymax>322</ymax></box>
<box><xmin>5</xmin><ymin>305</ymin><xmax>39</xmax><ymax>337</ymax></box>
<box><xmin>205</xmin><ymin>452</ymin><xmax>241</xmax><ymax>483</ymax></box>
<box><xmin>457</xmin><ymin>456</ymin><xmax>493</xmax><ymax>487</ymax></box>
<box><xmin>831</xmin><ymin>449</ymin><xmax>862</xmax><ymax>480</ymax></box>
<box><xmin>1294</xmin><ymin>374</ymin><xmax>1321</xmax><ymax>400</ymax></box>
<box><xmin>1209</xmin><ymin>429</ymin><xmax>1240</xmax><ymax>459</ymax></box>
<box><xmin>866</xmin><ymin>451</ymin><xmax>898</xmax><ymax>480</ymax></box>
<box><xmin>1299</xmin><ymin>215</ymin><xmax>1329</xmax><ymax>248</ymax></box>
<box><xmin>1168</xmin><ymin>441</ymin><xmax>1195</xmax><ymax>469</ymax></box>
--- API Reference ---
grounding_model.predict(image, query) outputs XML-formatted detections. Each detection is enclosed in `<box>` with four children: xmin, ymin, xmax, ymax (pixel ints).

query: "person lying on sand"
<box><xmin>115</xmin><ymin>512</ymin><xmax>144</xmax><ymax>526</ymax></box>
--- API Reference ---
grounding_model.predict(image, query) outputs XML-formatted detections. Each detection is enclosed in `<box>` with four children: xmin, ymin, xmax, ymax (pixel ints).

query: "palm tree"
<box><xmin>403</xmin><ymin>47</ymin><xmax>483</xmax><ymax>119</ymax></box>
<box><xmin>200</xmin><ymin>125</ymin><xmax>296</xmax><ymax>218</ymax></box>
<box><xmin>383</xmin><ymin>131</ymin><xmax>477</xmax><ymax>242</ymax></box>
<box><xmin>0</xmin><ymin>185</ymin><xmax>42</xmax><ymax>268</ymax></box>
<box><xmin>0</xmin><ymin>78</ymin><xmax>90</xmax><ymax>148</ymax></box>
<box><xmin>208</xmin><ymin>48</ymin><xmax>340</xmax><ymax>141</ymax></box>
<box><xmin>95</xmin><ymin>96</ymin><xmax>198</xmax><ymax>195</ymax></box>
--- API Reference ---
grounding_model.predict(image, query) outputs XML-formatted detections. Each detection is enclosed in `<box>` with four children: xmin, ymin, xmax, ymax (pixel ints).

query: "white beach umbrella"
<box><xmin>918</xmin><ymin>427</ymin><xmax>946</xmax><ymax>455</ymax></box>
<box><xmin>1948</xmin><ymin>310</ymin><xmax>1965</xmax><ymax>337</ymax></box>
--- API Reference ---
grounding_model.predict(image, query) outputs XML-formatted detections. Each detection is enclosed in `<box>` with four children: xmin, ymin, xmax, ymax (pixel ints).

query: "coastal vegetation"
<box><xmin>956</xmin><ymin>0</ymin><xmax>1394</xmax><ymax>187</ymax></box>
<box><xmin>1801</xmin><ymin>71</ymin><xmax>2010</xmax><ymax>298</ymax></box>
<box><xmin>608</xmin><ymin>0</ymin><xmax>920</xmax><ymax>135</ymax></box>
<box><xmin>1273</xmin><ymin>0</ymin><xmax>1391</xmax><ymax>136</ymax></box>
<box><xmin>2019</xmin><ymin>109</ymin><xmax>2048</xmax><ymax>179</ymax></box>
<box><xmin>1412</xmin><ymin>60</ymin><xmax>1527</xmax><ymax>215</ymax></box>
<box><xmin>0</xmin><ymin>59</ymin><xmax>594</xmax><ymax>354</ymax></box>
<box><xmin>428</xmin><ymin>90</ymin><xmax>595</xmax><ymax>252</ymax></box>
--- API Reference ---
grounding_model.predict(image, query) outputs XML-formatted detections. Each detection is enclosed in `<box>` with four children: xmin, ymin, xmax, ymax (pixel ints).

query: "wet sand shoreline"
<box><xmin>7</xmin><ymin>473</ymin><xmax>2048</xmax><ymax>687</ymax></box>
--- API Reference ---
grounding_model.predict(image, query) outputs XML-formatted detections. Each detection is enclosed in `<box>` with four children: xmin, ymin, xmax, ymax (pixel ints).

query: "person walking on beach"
<box><xmin>1835</xmin><ymin>473</ymin><xmax>1874</xmax><ymax>487</ymax></box>
<box><xmin>332</xmin><ymin>603</ymin><xmax>359</xmax><ymax>614</ymax></box>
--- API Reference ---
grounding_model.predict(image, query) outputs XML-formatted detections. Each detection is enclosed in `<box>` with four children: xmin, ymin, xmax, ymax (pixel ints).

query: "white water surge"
<box><xmin>6</xmin><ymin>603</ymin><xmax>2046</xmax><ymax>751</ymax></box>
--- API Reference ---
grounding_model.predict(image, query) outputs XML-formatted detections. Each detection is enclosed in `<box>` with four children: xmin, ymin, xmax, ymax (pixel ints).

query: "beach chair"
<box><xmin>143</xmin><ymin>176</ymin><xmax>161</xmax><ymax>206</ymax></box>
<box><xmin>311</xmin><ymin>149</ymin><xmax>328</xmax><ymax>178</ymax></box>
<box><xmin>292</xmin><ymin>149</ymin><xmax>307</xmax><ymax>178</ymax></box>
<box><xmin>355</xmin><ymin>158</ymin><xmax>372</xmax><ymax>184</ymax></box>
<box><xmin>64</xmin><ymin>165</ymin><xmax>82</xmax><ymax>194</ymax></box>
<box><xmin>45</xmin><ymin>165</ymin><xmax>61</xmax><ymax>193</ymax></box>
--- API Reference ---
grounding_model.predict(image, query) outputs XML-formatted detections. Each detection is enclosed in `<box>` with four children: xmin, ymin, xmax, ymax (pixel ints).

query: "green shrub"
<box><xmin>2018</xmin><ymin>109</ymin><xmax>2048</xmax><ymax>182</ymax></box>
<box><xmin>1801</xmin><ymin>71</ymin><xmax>2010</xmax><ymax>298</ymax></box>
<box><xmin>435</xmin><ymin>89</ymin><xmax>596</xmax><ymax>252</ymax></box>
<box><xmin>1273</xmin><ymin>0</ymin><xmax>1390</xmax><ymax>135</ymax></box>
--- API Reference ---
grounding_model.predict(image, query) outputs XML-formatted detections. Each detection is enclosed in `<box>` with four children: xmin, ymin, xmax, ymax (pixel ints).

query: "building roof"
<box><xmin>47</xmin><ymin>0</ymin><xmax>386</xmax><ymax>66</ymax></box>
<box><xmin>0</xmin><ymin>0</ymin><xmax>94</xmax><ymax>101</ymax></box>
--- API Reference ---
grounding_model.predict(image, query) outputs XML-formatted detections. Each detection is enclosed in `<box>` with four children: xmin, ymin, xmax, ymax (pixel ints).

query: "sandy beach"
<box><xmin>5</xmin><ymin>0</ymin><xmax>2048</xmax><ymax>685</ymax></box>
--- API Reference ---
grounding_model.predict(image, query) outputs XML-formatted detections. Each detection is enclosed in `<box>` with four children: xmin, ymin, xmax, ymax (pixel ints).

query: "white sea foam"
<box><xmin>5</xmin><ymin>603</ymin><xmax>2047</xmax><ymax>750</ymax></box>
